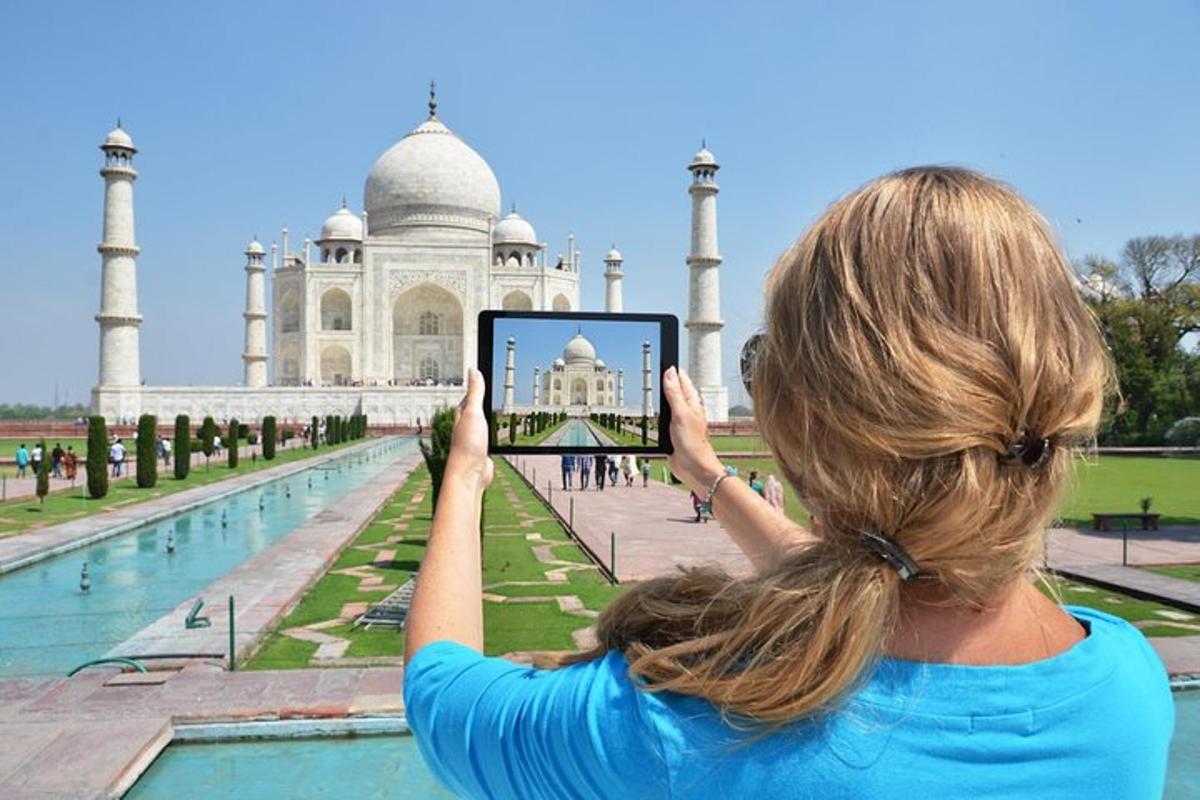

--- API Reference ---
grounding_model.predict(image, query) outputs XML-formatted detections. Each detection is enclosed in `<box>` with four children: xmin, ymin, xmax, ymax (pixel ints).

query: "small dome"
<box><xmin>245</xmin><ymin>239</ymin><xmax>265</xmax><ymax>255</ymax></box>
<box><xmin>364</xmin><ymin>116</ymin><xmax>501</xmax><ymax>234</ymax></box>
<box><xmin>492</xmin><ymin>211</ymin><xmax>538</xmax><ymax>246</ymax></box>
<box><xmin>605</xmin><ymin>246</ymin><xmax>623</xmax><ymax>262</ymax></box>
<box><xmin>553</xmin><ymin>357</ymin><xmax>565</xmax><ymax>368</ymax></box>
<box><xmin>319</xmin><ymin>205</ymin><xmax>363</xmax><ymax>242</ymax></box>
<box><xmin>102</xmin><ymin>125</ymin><xmax>135</xmax><ymax>151</ymax></box>
<box><xmin>594</xmin><ymin>359</ymin><xmax>606</xmax><ymax>369</ymax></box>
<box><xmin>563</xmin><ymin>333</ymin><xmax>596</xmax><ymax>365</ymax></box>
<box><xmin>689</xmin><ymin>145</ymin><xmax>717</xmax><ymax>169</ymax></box>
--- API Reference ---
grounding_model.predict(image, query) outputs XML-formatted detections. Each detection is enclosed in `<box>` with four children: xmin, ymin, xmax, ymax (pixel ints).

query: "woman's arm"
<box><xmin>664</xmin><ymin>366</ymin><xmax>811</xmax><ymax>571</ymax></box>
<box><xmin>404</xmin><ymin>367</ymin><xmax>493</xmax><ymax>664</ymax></box>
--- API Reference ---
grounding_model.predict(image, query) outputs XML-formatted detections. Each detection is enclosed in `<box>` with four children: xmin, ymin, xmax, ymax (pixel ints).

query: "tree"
<box><xmin>419</xmin><ymin>408</ymin><xmax>455</xmax><ymax>512</ymax></box>
<box><xmin>199</xmin><ymin>416</ymin><xmax>216</xmax><ymax>470</ymax></box>
<box><xmin>262</xmin><ymin>416</ymin><xmax>277</xmax><ymax>460</ymax></box>
<box><xmin>228</xmin><ymin>418</ymin><xmax>239</xmax><ymax>468</ymax></box>
<box><xmin>35</xmin><ymin>439</ymin><xmax>49</xmax><ymax>507</ymax></box>
<box><xmin>86</xmin><ymin>416</ymin><xmax>109</xmax><ymax>499</ymax></box>
<box><xmin>311</xmin><ymin>415</ymin><xmax>320</xmax><ymax>450</ymax></box>
<box><xmin>508</xmin><ymin>413</ymin><xmax>517</xmax><ymax>445</ymax></box>
<box><xmin>136</xmin><ymin>414</ymin><xmax>157</xmax><ymax>488</ymax></box>
<box><xmin>174</xmin><ymin>414</ymin><xmax>190</xmax><ymax>480</ymax></box>
<box><xmin>640</xmin><ymin>414</ymin><xmax>648</xmax><ymax>445</ymax></box>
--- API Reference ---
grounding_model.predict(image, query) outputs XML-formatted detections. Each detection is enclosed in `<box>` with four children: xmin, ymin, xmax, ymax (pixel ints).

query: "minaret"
<box><xmin>96</xmin><ymin>122</ymin><xmax>142</xmax><ymax>388</ymax></box>
<box><xmin>532</xmin><ymin>367</ymin><xmax>541</xmax><ymax>406</ymax></box>
<box><xmin>604</xmin><ymin>246</ymin><xmax>624</xmax><ymax>313</ymax></box>
<box><xmin>617</xmin><ymin>368</ymin><xmax>625</xmax><ymax>408</ymax></box>
<box><xmin>685</xmin><ymin>141</ymin><xmax>729</xmax><ymax>421</ymax></box>
<box><xmin>641</xmin><ymin>340</ymin><xmax>653</xmax><ymax>417</ymax></box>
<box><xmin>242</xmin><ymin>239</ymin><xmax>268</xmax><ymax>387</ymax></box>
<box><xmin>503</xmin><ymin>337</ymin><xmax>516</xmax><ymax>412</ymax></box>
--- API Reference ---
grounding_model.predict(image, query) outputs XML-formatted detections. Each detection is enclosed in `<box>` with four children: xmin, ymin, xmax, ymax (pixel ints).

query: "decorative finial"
<box><xmin>428</xmin><ymin>80</ymin><xmax>438</xmax><ymax>118</ymax></box>
<box><xmin>117</xmin><ymin>116</ymin><xmax>122</xmax><ymax>129</ymax></box>
<box><xmin>511</xmin><ymin>201</ymin><xmax>516</xmax><ymax>214</ymax></box>
<box><xmin>701</xmin><ymin>137</ymin><xmax>706</xmax><ymax>149</ymax></box>
<box><xmin>341</xmin><ymin>196</ymin><xmax>347</xmax><ymax>209</ymax></box>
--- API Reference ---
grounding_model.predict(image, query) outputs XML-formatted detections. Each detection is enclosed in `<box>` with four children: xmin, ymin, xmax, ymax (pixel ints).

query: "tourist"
<box><xmin>109</xmin><ymin>438</ymin><xmax>124</xmax><ymax>477</ymax></box>
<box><xmin>30</xmin><ymin>442</ymin><xmax>43</xmax><ymax>476</ymax></box>
<box><xmin>560</xmin><ymin>453</ymin><xmax>575</xmax><ymax>491</ymax></box>
<box><xmin>594</xmin><ymin>453</ymin><xmax>607</xmax><ymax>490</ymax></box>
<box><xmin>213</xmin><ymin>435</ymin><xmax>222</xmax><ymax>456</ymax></box>
<box><xmin>51</xmin><ymin>442</ymin><xmax>64</xmax><ymax>478</ymax></box>
<box><xmin>401</xmin><ymin>169</ymin><xmax>1172</xmax><ymax>796</ymax></box>
<box><xmin>577</xmin><ymin>453</ymin><xmax>592</xmax><ymax>490</ymax></box>
<box><xmin>747</xmin><ymin>469</ymin><xmax>765</xmax><ymax>496</ymax></box>
<box><xmin>161</xmin><ymin>436</ymin><xmax>172</xmax><ymax>467</ymax></box>
<box><xmin>607</xmin><ymin>457</ymin><xmax>619</xmax><ymax>488</ymax></box>
<box><xmin>14</xmin><ymin>443</ymin><xmax>29</xmax><ymax>478</ymax></box>
<box><xmin>63</xmin><ymin>446</ymin><xmax>77</xmax><ymax>481</ymax></box>
<box><xmin>763</xmin><ymin>474</ymin><xmax>785</xmax><ymax>513</ymax></box>
<box><xmin>621</xmin><ymin>454</ymin><xmax>636</xmax><ymax>487</ymax></box>
<box><xmin>641</xmin><ymin>457</ymin><xmax>651</xmax><ymax>487</ymax></box>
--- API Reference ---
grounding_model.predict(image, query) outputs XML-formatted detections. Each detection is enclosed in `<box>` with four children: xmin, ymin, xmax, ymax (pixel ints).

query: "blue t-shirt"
<box><xmin>403</xmin><ymin>606</ymin><xmax>1173</xmax><ymax>799</ymax></box>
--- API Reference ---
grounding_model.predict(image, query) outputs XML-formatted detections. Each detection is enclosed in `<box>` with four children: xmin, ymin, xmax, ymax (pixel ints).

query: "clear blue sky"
<box><xmin>2</xmin><ymin>1</ymin><xmax>1198</xmax><ymax>406</ymax></box>
<box><xmin>491</xmin><ymin>318</ymin><xmax>660</xmax><ymax>409</ymax></box>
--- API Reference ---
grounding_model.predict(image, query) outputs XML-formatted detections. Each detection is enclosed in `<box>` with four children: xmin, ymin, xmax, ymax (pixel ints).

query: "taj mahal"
<box><xmin>90</xmin><ymin>85</ymin><xmax>729</xmax><ymax>425</ymax></box>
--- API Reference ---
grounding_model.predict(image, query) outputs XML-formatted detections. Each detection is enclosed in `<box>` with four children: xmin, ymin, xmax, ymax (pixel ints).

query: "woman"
<box><xmin>621</xmin><ymin>454</ymin><xmax>637</xmax><ymax>486</ymax></box>
<box><xmin>402</xmin><ymin>168</ymin><xmax>1174</xmax><ymax>798</ymax></box>
<box><xmin>762</xmin><ymin>473</ymin><xmax>785</xmax><ymax>513</ymax></box>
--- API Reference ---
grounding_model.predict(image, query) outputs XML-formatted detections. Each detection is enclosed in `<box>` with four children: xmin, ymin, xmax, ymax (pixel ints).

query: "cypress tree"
<box><xmin>262</xmin><ymin>416</ymin><xmax>277</xmax><ymax>460</ymax></box>
<box><xmin>200</xmin><ymin>416</ymin><xmax>216</xmax><ymax>470</ymax></box>
<box><xmin>136</xmin><ymin>414</ymin><xmax>157</xmax><ymax>488</ymax></box>
<box><xmin>86</xmin><ymin>416</ymin><xmax>109</xmax><ymax>499</ymax></box>
<box><xmin>174</xmin><ymin>414</ymin><xmax>190</xmax><ymax>480</ymax></box>
<box><xmin>488</xmin><ymin>412</ymin><xmax>498</xmax><ymax>449</ymax></box>
<box><xmin>419</xmin><ymin>408</ymin><xmax>455</xmax><ymax>512</ymax></box>
<box><xmin>311</xmin><ymin>415</ymin><xmax>320</xmax><ymax>449</ymax></box>
<box><xmin>641</xmin><ymin>414</ymin><xmax>648</xmax><ymax>445</ymax></box>
<box><xmin>35</xmin><ymin>439</ymin><xmax>50</xmax><ymax>507</ymax></box>
<box><xmin>508</xmin><ymin>413</ymin><xmax>517</xmax><ymax>445</ymax></box>
<box><xmin>227</xmin><ymin>418</ymin><xmax>240</xmax><ymax>468</ymax></box>
<box><xmin>362</xmin><ymin>413</ymin><xmax>368</xmax><ymax>437</ymax></box>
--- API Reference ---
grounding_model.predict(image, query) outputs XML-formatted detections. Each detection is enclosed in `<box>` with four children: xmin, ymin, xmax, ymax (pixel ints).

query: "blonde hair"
<box><xmin>570</xmin><ymin>166</ymin><xmax>1112</xmax><ymax>725</ymax></box>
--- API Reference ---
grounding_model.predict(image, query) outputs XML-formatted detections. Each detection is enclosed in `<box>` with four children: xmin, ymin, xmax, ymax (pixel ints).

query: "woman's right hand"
<box><xmin>664</xmin><ymin>366</ymin><xmax>725</xmax><ymax>495</ymax></box>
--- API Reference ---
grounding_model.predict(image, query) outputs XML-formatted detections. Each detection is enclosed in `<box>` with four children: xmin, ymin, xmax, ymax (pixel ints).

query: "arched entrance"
<box><xmin>501</xmin><ymin>290</ymin><xmax>533</xmax><ymax>310</ymax></box>
<box><xmin>392</xmin><ymin>284</ymin><xmax>463</xmax><ymax>384</ymax></box>
<box><xmin>571</xmin><ymin>378</ymin><xmax>588</xmax><ymax>405</ymax></box>
<box><xmin>320</xmin><ymin>345</ymin><xmax>352</xmax><ymax>385</ymax></box>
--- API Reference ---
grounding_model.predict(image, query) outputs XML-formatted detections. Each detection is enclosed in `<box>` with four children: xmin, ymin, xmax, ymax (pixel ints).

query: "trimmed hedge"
<box><xmin>174</xmin><ymin>414</ymin><xmax>190</xmax><ymax>480</ymax></box>
<box><xmin>228</xmin><ymin>418</ymin><xmax>239</xmax><ymax>468</ymax></box>
<box><xmin>311</xmin><ymin>415</ymin><xmax>319</xmax><ymax>450</ymax></box>
<box><xmin>136</xmin><ymin>414</ymin><xmax>157</xmax><ymax>488</ymax></box>
<box><xmin>86</xmin><ymin>416</ymin><xmax>109</xmax><ymax>499</ymax></box>
<box><xmin>262</xmin><ymin>416</ymin><xmax>277</xmax><ymax>460</ymax></box>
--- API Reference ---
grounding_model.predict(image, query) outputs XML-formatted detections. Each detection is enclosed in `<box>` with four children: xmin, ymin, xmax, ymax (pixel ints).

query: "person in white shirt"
<box><xmin>109</xmin><ymin>439</ymin><xmax>125</xmax><ymax>477</ymax></box>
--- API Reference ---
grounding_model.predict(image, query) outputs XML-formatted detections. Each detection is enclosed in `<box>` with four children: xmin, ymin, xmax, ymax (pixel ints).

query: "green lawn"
<box><xmin>245</xmin><ymin>458</ymin><xmax>622</xmax><ymax>670</ymax></box>
<box><xmin>710</xmin><ymin>435</ymin><xmax>768</xmax><ymax>452</ymax></box>
<box><xmin>0</xmin><ymin>440</ymin><xmax>356</xmax><ymax>538</ymax></box>
<box><xmin>1038</xmin><ymin>575</ymin><xmax>1200</xmax><ymax>637</ymax></box>
<box><xmin>1057</xmin><ymin>456</ymin><xmax>1200</xmax><ymax>526</ymax></box>
<box><xmin>1</xmin><ymin>438</ymin><xmax>88</xmax><ymax>467</ymax></box>
<box><xmin>1146</xmin><ymin>563</ymin><xmax>1200</xmax><ymax>583</ymax></box>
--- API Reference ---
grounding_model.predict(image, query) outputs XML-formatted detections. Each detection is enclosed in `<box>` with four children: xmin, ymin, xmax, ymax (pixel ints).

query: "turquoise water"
<box><xmin>124</xmin><ymin>735</ymin><xmax>453</xmax><ymax>799</ymax></box>
<box><xmin>122</xmin><ymin>692</ymin><xmax>1197</xmax><ymax>797</ymax></box>
<box><xmin>0</xmin><ymin>439</ymin><xmax>415</xmax><ymax>678</ymax></box>
<box><xmin>559</xmin><ymin>419</ymin><xmax>602</xmax><ymax>447</ymax></box>
<box><xmin>1167</xmin><ymin>690</ymin><xmax>1199</xmax><ymax>799</ymax></box>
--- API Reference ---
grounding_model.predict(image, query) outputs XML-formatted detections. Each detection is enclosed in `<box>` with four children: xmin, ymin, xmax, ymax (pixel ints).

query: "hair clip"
<box><xmin>860</xmin><ymin>528</ymin><xmax>920</xmax><ymax>582</ymax></box>
<box><xmin>1002</xmin><ymin>430</ymin><xmax>1053</xmax><ymax>469</ymax></box>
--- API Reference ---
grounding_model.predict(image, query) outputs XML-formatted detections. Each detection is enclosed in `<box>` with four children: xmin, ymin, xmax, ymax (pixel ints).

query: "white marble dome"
<box><xmin>102</xmin><ymin>125</ymin><xmax>135</xmax><ymax>150</ymax></box>
<box><xmin>690</xmin><ymin>145</ymin><xmax>717</xmax><ymax>168</ymax></box>
<box><xmin>553</xmin><ymin>357</ymin><xmax>565</xmax><ymax>368</ymax></box>
<box><xmin>364</xmin><ymin>117</ymin><xmax>501</xmax><ymax>233</ymax></box>
<box><xmin>605</xmin><ymin>247</ymin><xmax>623</xmax><ymax>262</ymax></box>
<box><xmin>319</xmin><ymin>205</ymin><xmax>363</xmax><ymax>241</ymax></box>
<box><xmin>594</xmin><ymin>359</ymin><xmax>606</xmax><ymax>369</ymax></box>
<box><xmin>245</xmin><ymin>239</ymin><xmax>265</xmax><ymax>255</ymax></box>
<box><xmin>492</xmin><ymin>211</ymin><xmax>537</xmax><ymax>246</ymax></box>
<box><xmin>563</xmin><ymin>333</ymin><xmax>596</xmax><ymax>365</ymax></box>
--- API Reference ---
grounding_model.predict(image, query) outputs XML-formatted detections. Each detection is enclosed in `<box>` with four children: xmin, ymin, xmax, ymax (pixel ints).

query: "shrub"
<box><xmin>311</xmin><ymin>415</ymin><xmax>319</xmax><ymax>450</ymax></box>
<box><xmin>136</xmin><ymin>414</ymin><xmax>157</xmax><ymax>488</ymax></box>
<box><xmin>508</xmin><ymin>413</ymin><xmax>517</xmax><ymax>445</ymax></box>
<box><xmin>641</xmin><ymin>414</ymin><xmax>648</xmax><ymax>445</ymax></box>
<box><xmin>199</xmin><ymin>416</ymin><xmax>217</xmax><ymax>468</ymax></box>
<box><xmin>228</xmin><ymin>418</ymin><xmax>239</xmax><ymax>468</ymax></box>
<box><xmin>86</xmin><ymin>416</ymin><xmax>108</xmax><ymax>499</ymax></box>
<box><xmin>420</xmin><ymin>407</ymin><xmax>455</xmax><ymax>512</ymax></box>
<box><xmin>35</xmin><ymin>439</ymin><xmax>50</xmax><ymax>506</ymax></box>
<box><xmin>281</xmin><ymin>427</ymin><xmax>294</xmax><ymax>442</ymax></box>
<box><xmin>247</xmin><ymin>432</ymin><xmax>258</xmax><ymax>445</ymax></box>
<box><xmin>262</xmin><ymin>416</ymin><xmax>277</xmax><ymax>460</ymax></box>
<box><xmin>1140</xmin><ymin>496</ymin><xmax>1153</xmax><ymax>514</ymax></box>
<box><xmin>174</xmin><ymin>414</ymin><xmax>190</xmax><ymax>480</ymax></box>
<box><xmin>1165</xmin><ymin>417</ymin><xmax>1200</xmax><ymax>447</ymax></box>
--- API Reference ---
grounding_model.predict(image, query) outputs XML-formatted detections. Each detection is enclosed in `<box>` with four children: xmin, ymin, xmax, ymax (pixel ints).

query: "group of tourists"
<box><xmin>690</xmin><ymin>467</ymin><xmax>785</xmax><ymax>522</ymax></box>
<box><xmin>559</xmin><ymin>453</ymin><xmax>651</xmax><ymax>491</ymax></box>
<box><xmin>13</xmin><ymin>442</ymin><xmax>79</xmax><ymax>481</ymax></box>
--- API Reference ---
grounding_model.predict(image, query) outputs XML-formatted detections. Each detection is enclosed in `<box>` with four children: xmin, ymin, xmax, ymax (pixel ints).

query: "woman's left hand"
<box><xmin>447</xmin><ymin>367</ymin><xmax>494</xmax><ymax>491</ymax></box>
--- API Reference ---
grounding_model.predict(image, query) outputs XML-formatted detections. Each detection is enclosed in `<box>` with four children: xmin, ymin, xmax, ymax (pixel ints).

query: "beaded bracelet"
<box><xmin>704</xmin><ymin>470</ymin><xmax>730</xmax><ymax>506</ymax></box>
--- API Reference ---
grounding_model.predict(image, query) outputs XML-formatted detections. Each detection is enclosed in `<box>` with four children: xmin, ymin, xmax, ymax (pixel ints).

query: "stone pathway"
<box><xmin>509</xmin><ymin>454</ymin><xmax>751</xmax><ymax>582</ymax></box>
